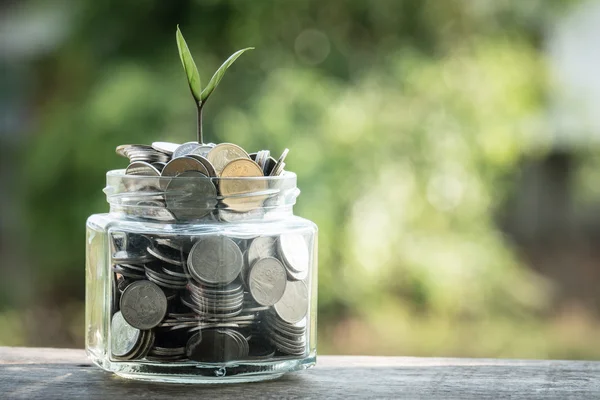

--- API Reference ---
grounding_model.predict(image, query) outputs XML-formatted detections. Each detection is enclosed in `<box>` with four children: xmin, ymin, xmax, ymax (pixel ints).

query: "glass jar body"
<box><xmin>86</xmin><ymin>212</ymin><xmax>317</xmax><ymax>383</ymax></box>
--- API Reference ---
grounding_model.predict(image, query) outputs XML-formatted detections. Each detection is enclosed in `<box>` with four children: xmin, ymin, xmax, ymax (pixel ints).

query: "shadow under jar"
<box><xmin>86</xmin><ymin>170</ymin><xmax>318</xmax><ymax>383</ymax></box>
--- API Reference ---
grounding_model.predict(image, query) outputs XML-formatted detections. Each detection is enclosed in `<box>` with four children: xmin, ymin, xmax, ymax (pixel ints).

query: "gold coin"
<box><xmin>220</xmin><ymin>159</ymin><xmax>268</xmax><ymax>212</ymax></box>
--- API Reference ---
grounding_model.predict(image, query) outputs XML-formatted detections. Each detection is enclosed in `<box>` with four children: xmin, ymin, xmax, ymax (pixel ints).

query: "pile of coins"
<box><xmin>110</xmin><ymin>230</ymin><xmax>312</xmax><ymax>363</ymax></box>
<box><xmin>115</xmin><ymin>142</ymin><xmax>289</xmax><ymax>221</ymax></box>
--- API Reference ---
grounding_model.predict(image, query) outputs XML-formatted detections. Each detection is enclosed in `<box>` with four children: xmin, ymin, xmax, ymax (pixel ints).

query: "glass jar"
<box><xmin>85</xmin><ymin>170</ymin><xmax>318</xmax><ymax>383</ymax></box>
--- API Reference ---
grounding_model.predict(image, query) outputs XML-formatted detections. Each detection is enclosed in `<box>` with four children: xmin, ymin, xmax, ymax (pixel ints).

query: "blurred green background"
<box><xmin>2</xmin><ymin>0</ymin><xmax>600</xmax><ymax>359</ymax></box>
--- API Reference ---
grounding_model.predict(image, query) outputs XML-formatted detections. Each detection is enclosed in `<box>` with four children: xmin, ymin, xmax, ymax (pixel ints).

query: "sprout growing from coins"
<box><xmin>176</xmin><ymin>26</ymin><xmax>253</xmax><ymax>144</ymax></box>
<box><xmin>116</xmin><ymin>25</ymin><xmax>289</xmax><ymax>209</ymax></box>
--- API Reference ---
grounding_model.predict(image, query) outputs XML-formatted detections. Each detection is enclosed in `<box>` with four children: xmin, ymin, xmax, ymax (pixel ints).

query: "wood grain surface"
<box><xmin>1</xmin><ymin>347</ymin><xmax>599</xmax><ymax>399</ymax></box>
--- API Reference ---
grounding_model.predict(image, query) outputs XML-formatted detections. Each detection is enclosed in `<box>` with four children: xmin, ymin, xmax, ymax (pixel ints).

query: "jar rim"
<box><xmin>107</xmin><ymin>169</ymin><xmax>297</xmax><ymax>181</ymax></box>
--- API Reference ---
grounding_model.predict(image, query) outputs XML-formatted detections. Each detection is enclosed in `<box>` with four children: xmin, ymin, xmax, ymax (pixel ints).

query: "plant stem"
<box><xmin>197</xmin><ymin>103</ymin><xmax>203</xmax><ymax>144</ymax></box>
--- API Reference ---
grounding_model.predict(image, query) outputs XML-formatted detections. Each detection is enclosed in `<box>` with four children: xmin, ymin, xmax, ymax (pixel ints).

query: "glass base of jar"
<box><xmin>89</xmin><ymin>351</ymin><xmax>316</xmax><ymax>384</ymax></box>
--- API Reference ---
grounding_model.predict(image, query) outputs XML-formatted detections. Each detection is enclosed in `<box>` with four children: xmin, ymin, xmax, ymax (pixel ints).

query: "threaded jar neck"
<box><xmin>104</xmin><ymin>169</ymin><xmax>299</xmax><ymax>223</ymax></box>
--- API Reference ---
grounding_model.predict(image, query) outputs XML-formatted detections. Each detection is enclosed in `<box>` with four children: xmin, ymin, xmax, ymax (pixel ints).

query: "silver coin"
<box><xmin>189</xmin><ymin>144</ymin><xmax>216</xmax><ymax>158</ymax></box>
<box><xmin>120</xmin><ymin>280</ymin><xmax>168</xmax><ymax>330</ymax></box>
<box><xmin>247</xmin><ymin>236</ymin><xmax>277</xmax><ymax>267</ymax></box>
<box><xmin>125</xmin><ymin>161</ymin><xmax>161</xmax><ymax>177</ymax></box>
<box><xmin>150</xmin><ymin>346</ymin><xmax>186</xmax><ymax>356</ymax></box>
<box><xmin>188</xmin><ymin>280</ymin><xmax>243</xmax><ymax>295</ymax></box>
<box><xmin>145</xmin><ymin>268</ymin><xmax>187</xmax><ymax>287</ymax></box>
<box><xmin>269</xmin><ymin>313</ymin><xmax>307</xmax><ymax>330</ymax></box>
<box><xmin>189</xmin><ymin>288</ymin><xmax>244</xmax><ymax>302</ymax></box>
<box><xmin>263</xmin><ymin>156</ymin><xmax>277</xmax><ymax>176</ymax></box>
<box><xmin>248</xmin><ymin>257</ymin><xmax>287</xmax><ymax>306</ymax></box>
<box><xmin>186</xmin><ymin>329</ymin><xmax>244</xmax><ymax>362</ymax></box>
<box><xmin>111</xmin><ymin>311</ymin><xmax>141</xmax><ymax>358</ymax></box>
<box><xmin>119</xmin><ymin>190</ymin><xmax>165</xmax><ymax>204</ymax></box>
<box><xmin>256</xmin><ymin>150</ymin><xmax>271</xmax><ymax>174</ymax></box>
<box><xmin>115</xmin><ymin>263</ymin><xmax>145</xmax><ymax>274</ymax></box>
<box><xmin>272</xmin><ymin>161</ymin><xmax>286</xmax><ymax>177</ymax></box>
<box><xmin>269</xmin><ymin>148</ymin><xmax>289</xmax><ymax>176</ymax></box>
<box><xmin>113</xmin><ymin>265</ymin><xmax>146</xmax><ymax>280</ymax></box>
<box><xmin>218</xmin><ymin>208</ymin><xmax>265</xmax><ymax>223</ymax></box>
<box><xmin>154</xmin><ymin>237</ymin><xmax>184</xmax><ymax>252</ymax></box>
<box><xmin>118</xmin><ymin>144</ymin><xmax>170</xmax><ymax>164</ymax></box>
<box><xmin>266</xmin><ymin>313</ymin><xmax>307</xmax><ymax>335</ymax></box>
<box><xmin>186</xmin><ymin>154</ymin><xmax>217</xmax><ymax>177</ymax></box>
<box><xmin>187</xmin><ymin>236</ymin><xmax>243</xmax><ymax>285</ymax></box>
<box><xmin>286</xmin><ymin>265</ymin><xmax>308</xmax><ymax>281</ymax></box>
<box><xmin>112</xmin><ymin>250</ymin><xmax>154</xmax><ymax>264</ymax></box>
<box><xmin>130</xmin><ymin>330</ymin><xmax>156</xmax><ymax>360</ymax></box>
<box><xmin>151</xmin><ymin>162</ymin><xmax>167</xmax><ymax>172</ymax></box>
<box><xmin>172</xmin><ymin>141</ymin><xmax>201</xmax><ymax>159</ymax></box>
<box><xmin>268</xmin><ymin>334</ymin><xmax>306</xmax><ymax>356</ymax></box>
<box><xmin>132</xmin><ymin>203</ymin><xmax>176</xmax><ymax>222</ymax></box>
<box><xmin>162</xmin><ymin>265</ymin><xmax>191</xmax><ymax>279</ymax></box>
<box><xmin>164</xmin><ymin>171</ymin><xmax>217</xmax><ymax>220</ymax></box>
<box><xmin>152</xmin><ymin>141</ymin><xmax>180</xmax><ymax>155</ymax></box>
<box><xmin>161</xmin><ymin>156</ymin><xmax>209</xmax><ymax>178</ymax></box>
<box><xmin>277</xmin><ymin>233</ymin><xmax>309</xmax><ymax>274</ymax></box>
<box><xmin>116</xmin><ymin>144</ymin><xmax>152</xmax><ymax>158</ymax></box>
<box><xmin>273</xmin><ymin>280</ymin><xmax>308</xmax><ymax>324</ymax></box>
<box><xmin>147</xmin><ymin>245</ymin><xmax>184</xmax><ymax>266</ymax></box>
<box><xmin>251</xmin><ymin>153</ymin><xmax>278</xmax><ymax>176</ymax></box>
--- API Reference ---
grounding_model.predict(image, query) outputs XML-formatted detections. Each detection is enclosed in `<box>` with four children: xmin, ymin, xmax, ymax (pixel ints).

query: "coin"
<box><xmin>144</xmin><ymin>262</ymin><xmax>188</xmax><ymax>289</ymax></box>
<box><xmin>248</xmin><ymin>336</ymin><xmax>276</xmax><ymax>359</ymax></box>
<box><xmin>285</xmin><ymin>265</ymin><xmax>308</xmax><ymax>281</ymax></box>
<box><xmin>120</xmin><ymin>280</ymin><xmax>168</xmax><ymax>330</ymax></box>
<box><xmin>125</xmin><ymin>161</ymin><xmax>161</xmax><ymax>177</ymax></box>
<box><xmin>113</xmin><ymin>265</ymin><xmax>146</xmax><ymax>280</ymax></box>
<box><xmin>112</xmin><ymin>250</ymin><xmax>154</xmax><ymax>264</ymax></box>
<box><xmin>118</xmin><ymin>145</ymin><xmax>169</xmax><ymax>164</ymax></box>
<box><xmin>172</xmin><ymin>141</ymin><xmax>201</xmax><ymax>159</ymax></box>
<box><xmin>251</xmin><ymin>153</ymin><xmax>277</xmax><ymax>175</ymax></box>
<box><xmin>247</xmin><ymin>236</ymin><xmax>277</xmax><ymax>267</ymax></box>
<box><xmin>189</xmin><ymin>144</ymin><xmax>216</xmax><ymax>158</ymax></box>
<box><xmin>255</xmin><ymin>150</ymin><xmax>271</xmax><ymax>174</ymax></box>
<box><xmin>219</xmin><ymin>159</ymin><xmax>268</xmax><ymax>211</ymax></box>
<box><xmin>186</xmin><ymin>154</ymin><xmax>217</xmax><ymax>177</ymax></box>
<box><xmin>207</xmin><ymin>143</ymin><xmax>251</xmax><ymax>176</ymax></box>
<box><xmin>151</xmin><ymin>162</ymin><xmax>167</xmax><ymax>172</ymax></box>
<box><xmin>129</xmin><ymin>330</ymin><xmax>156</xmax><ymax>360</ymax></box>
<box><xmin>187</xmin><ymin>236</ymin><xmax>243</xmax><ymax>285</ymax></box>
<box><xmin>117</xmin><ymin>144</ymin><xmax>152</xmax><ymax>158</ymax></box>
<box><xmin>164</xmin><ymin>171</ymin><xmax>217</xmax><ymax>220</ymax></box>
<box><xmin>152</xmin><ymin>142</ymin><xmax>180</xmax><ymax>155</ymax></box>
<box><xmin>263</xmin><ymin>156</ymin><xmax>277</xmax><ymax>176</ymax></box>
<box><xmin>111</xmin><ymin>311</ymin><xmax>142</xmax><ymax>358</ymax></box>
<box><xmin>277</xmin><ymin>233</ymin><xmax>309</xmax><ymax>274</ymax></box>
<box><xmin>273</xmin><ymin>280</ymin><xmax>308</xmax><ymax>324</ymax></box>
<box><xmin>161</xmin><ymin>156</ymin><xmax>209</xmax><ymax>178</ymax></box>
<box><xmin>269</xmin><ymin>148</ymin><xmax>289</xmax><ymax>176</ymax></box>
<box><xmin>248</xmin><ymin>257</ymin><xmax>287</xmax><ymax>306</ymax></box>
<box><xmin>147</xmin><ymin>244</ymin><xmax>185</xmax><ymax>266</ymax></box>
<box><xmin>218</xmin><ymin>208</ymin><xmax>265</xmax><ymax>223</ymax></box>
<box><xmin>220</xmin><ymin>158</ymin><xmax>263</xmax><ymax>179</ymax></box>
<box><xmin>133</xmin><ymin>203</ymin><xmax>176</xmax><ymax>222</ymax></box>
<box><xmin>186</xmin><ymin>329</ymin><xmax>244</xmax><ymax>362</ymax></box>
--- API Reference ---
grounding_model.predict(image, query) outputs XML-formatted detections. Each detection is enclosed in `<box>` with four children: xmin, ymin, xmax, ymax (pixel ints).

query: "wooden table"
<box><xmin>1</xmin><ymin>347</ymin><xmax>598</xmax><ymax>399</ymax></box>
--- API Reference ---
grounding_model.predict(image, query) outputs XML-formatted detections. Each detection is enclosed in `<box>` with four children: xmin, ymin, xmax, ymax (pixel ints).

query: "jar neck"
<box><xmin>107</xmin><ymin>203</ymin><xmax>295</xmax><ymax>222</ymax></box>
<box><xmin>104</xmin><ymin>169</ymin><xmax>299</xmax><ymax>223</ymax></box>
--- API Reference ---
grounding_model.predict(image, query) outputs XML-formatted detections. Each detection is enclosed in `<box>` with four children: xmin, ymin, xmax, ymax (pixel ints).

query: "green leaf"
<box><xmin>200</xmin><ymin>47</ymin><xmax>254</xmax><ymax>104</ymax></box>
<box><xmin>176</xmin><ymin>26</ymin><xmax>201</xmax><ymax>103</ymax></box>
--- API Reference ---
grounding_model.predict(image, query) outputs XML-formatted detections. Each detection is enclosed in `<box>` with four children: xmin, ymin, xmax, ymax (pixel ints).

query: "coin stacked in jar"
<box><xmin>109</xmin><ymin>141</ymin><xmax>311</xmax><ymax>363</ymax></box>
<box><xmin>114</xmin><ymin>142</ymin><xmax>288</xmax><ymax>222</ymax></box>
